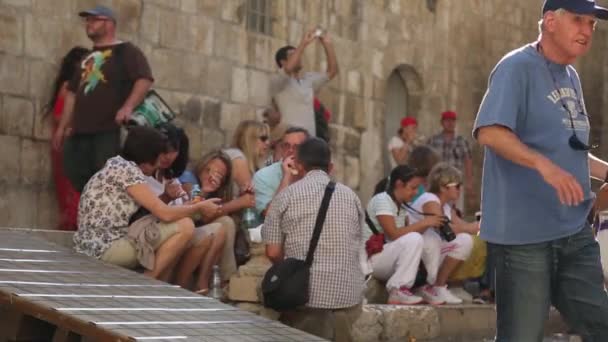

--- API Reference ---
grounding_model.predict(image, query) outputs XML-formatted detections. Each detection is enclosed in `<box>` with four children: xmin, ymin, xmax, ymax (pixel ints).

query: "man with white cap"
<box><xmin>474</xmin><ymin>0</ymin><xmax>608</xmax><ymax>340</ymax></box>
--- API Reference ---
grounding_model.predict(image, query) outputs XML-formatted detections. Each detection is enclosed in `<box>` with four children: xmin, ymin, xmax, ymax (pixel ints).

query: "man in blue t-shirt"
<box><xmin>474</xmin><ymin>0</ymin><xmax>608</xmax><ymax>340</ymax></box>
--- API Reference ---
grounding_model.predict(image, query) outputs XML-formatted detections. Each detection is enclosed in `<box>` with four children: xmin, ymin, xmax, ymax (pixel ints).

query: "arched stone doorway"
<box><xmin>383</xmin><ymin>65</ymin><xmax>423</xmax><ymax>174</ymax></box>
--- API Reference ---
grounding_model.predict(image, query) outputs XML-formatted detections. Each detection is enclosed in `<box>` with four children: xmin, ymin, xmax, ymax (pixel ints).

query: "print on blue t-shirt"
<box><xmin>473</xmin><ymin>44</ymin><xmax>593</xmax><ymax>245</ymax></box>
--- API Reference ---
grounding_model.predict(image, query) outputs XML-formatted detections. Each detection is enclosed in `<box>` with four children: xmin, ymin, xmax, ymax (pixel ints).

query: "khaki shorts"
<box><xmin>101</xmin><ymin>222</ymin><xmax>179</xmax><ymax>269</ymax></box>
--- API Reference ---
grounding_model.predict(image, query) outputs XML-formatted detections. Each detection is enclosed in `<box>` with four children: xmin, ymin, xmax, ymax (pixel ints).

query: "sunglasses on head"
<box><xmin>444</xmin><ymin>182</ymin><xmax>461</xmax><ymax>190</ymax></box>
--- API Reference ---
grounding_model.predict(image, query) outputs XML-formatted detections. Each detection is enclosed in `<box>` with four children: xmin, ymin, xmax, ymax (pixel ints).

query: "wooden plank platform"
<box><xmin>0</xmin><ymin>228</ymin><xmax>325</xmax><ymax>341</ymax></box>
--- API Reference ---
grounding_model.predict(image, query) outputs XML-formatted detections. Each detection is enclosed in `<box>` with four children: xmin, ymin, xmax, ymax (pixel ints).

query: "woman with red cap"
<box><xmin>388</xmin><ymin>116</ymin><xmax>420</xmax><ymax>169</ymax></box>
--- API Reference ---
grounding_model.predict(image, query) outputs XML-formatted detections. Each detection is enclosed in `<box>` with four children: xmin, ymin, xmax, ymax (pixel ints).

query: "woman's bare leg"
<box><xmin>196</xmin><ymin>226</ymin><xmax>227</xmax><ymax>291</ymax></box>
<box><xmin>174</xmin><ymin>236</ymin><xmax>213</xmax><ymax>289</ymax></box>
<box><xmin>435</xmin><ymin>256</ymin><xmax>462</xmax><ymax>286</ymax></box>
<box><xmin>144</xmin><ymin>218</ymin><xmax>194</xmax><ymax>280</ymax></box>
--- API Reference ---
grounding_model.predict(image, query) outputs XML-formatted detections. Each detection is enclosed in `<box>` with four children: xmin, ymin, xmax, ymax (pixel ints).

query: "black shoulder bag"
<box><xmin>261</xmin><ymin>181</ymin><xmax>336</xmax><ymax>311</ymax></box>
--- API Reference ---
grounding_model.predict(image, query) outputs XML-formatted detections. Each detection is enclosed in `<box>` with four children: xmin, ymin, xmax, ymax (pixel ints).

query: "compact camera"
<box><xmin>438</xmin><ymin>220</ymin><xmax>456</xmax><ymax>242</ymax></box>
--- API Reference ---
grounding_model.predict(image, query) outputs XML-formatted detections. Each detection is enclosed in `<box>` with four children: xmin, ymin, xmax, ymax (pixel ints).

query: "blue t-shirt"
<box><xmin>252</xmin><ymin>162</ymin><xmax>284</xmax><ymax>215</ymax></box>
<box><xmin>473</xmin><ymin>44</ymin><xmax>594</xmax><ymax>245</ymax></box>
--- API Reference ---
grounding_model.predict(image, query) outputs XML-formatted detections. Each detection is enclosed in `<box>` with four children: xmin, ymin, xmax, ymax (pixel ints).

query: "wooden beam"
<box><xmin>52</xmin><ymin>327</ymin><xmax>81</xmax><ymax>342</ymax></box>
<box><xmin>0</xmin><ymin>306</ymin><xmax>55</xmax><ymax>341</ymax></box>
<box><xmin>0</xmin><ymin>292</ymin><xmax>134</xmax><ymax>341</ymax></box>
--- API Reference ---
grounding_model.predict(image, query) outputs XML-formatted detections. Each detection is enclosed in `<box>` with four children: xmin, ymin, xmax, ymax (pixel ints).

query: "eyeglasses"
<box><xmin>259</xmin><ymin>135</ymin><xmax>269</xmax><ymax>143</ymax></box>
<box><xmin>538</xmin><ymin>43</ymin><xmax>596</xmax><ymax>151</ymax></box>
<box><xmin>280</xmin><ymin>142</ymin><xmax>300</xmax><ymax>151</ymax></box>
<box><xmin>444</xmin><ymin>182</ymin><xmax>461</xmax><ymax>190</ymax></box>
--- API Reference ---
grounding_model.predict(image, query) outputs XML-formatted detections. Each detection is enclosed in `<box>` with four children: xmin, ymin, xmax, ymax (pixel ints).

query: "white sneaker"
<box><xmin>416</xmin><ymin>285</ymin><xmax>445</xmax><ymax>305</ymax></box>
<box><xmin>448</xmin><ymin>286</ymin><xmax>473</xmax><ymax>303</ymax></box>
<box><xmin>388</xmin><ymin>287</ymin><xmax>424</xmax><ymax>305</ymax></box>
<box><xmin>434</xmin><ymin>285</ymin><xmax>463</xmax><ymax>304</ymax></box>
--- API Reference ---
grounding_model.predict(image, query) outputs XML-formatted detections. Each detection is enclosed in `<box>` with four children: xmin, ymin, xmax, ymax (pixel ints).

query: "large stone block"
<box><xmin>351</xmin><ymin>306</ymin><xmax>384</xmax><ymax>342</ymax></box>
<box><xmin>231</xmin><ymin>67</ymin><xmax>249</xmax><ymax>103</ymax></box>
<box><xmin>213</xmin><ymin>22</ymin><xmax>247</xmax><ymax>64</ymax></box>
<box><xmin>202</xmin><ymin>98</ymin><xmax>221</xmax><ymax>129</ymax></box>
<box><xmin>0</xmin><ymin>54</ymin><xmax>28</xmax><ymax>96</ymax></box>
<box><xmin>159</xmin><ymin>10</ymin><xmax>213</xmax><ymax>55</ymax></box>
<box><xmin>29</xmin><ymin>60</ymin><xmax>56</xmax><ymax>101</ymax></box>
<box><xmin>1</xmin><ymin>96</ymin><xmax>34</xmax><ymax>137</ymax></box>
<box><xmin>149</xmin><ymin>49</ymin><xmax>205</xmax><ymax>92</ymax></box>
<box><xmin>20</xmin><ymin>138</ymin><xmax>51</xmax><ymax>186</ymax></box>
<box><xmin>381</xmin><ymin>305</ymin><xmax>440</xmax><ymax>340</ymax></box>
<box><xmin>140</xmin><ymin>2</ymin><xmax>160</xmax><ymax>44</ymax></box>
<box><xmin>0</xmin><ymin>183</ymin><xmax>37</xmax><ymax>228</ymax></box>
<box><xmin>221</xmin><ymin>0</ymin><xmax>246</xmax><ymax>23</ymax></box>
<box><xmin>344</xmin><ymin>155</ymin><xmax>360</xmax><ymax>189</ymax></box>
<box><xmin>246</xmin><ymin>33</ymin><xmax>272</xmax><ymax>72</ymax></box>
<box><xmin>31</xmin><ymin>0</ymin><xmax>72</xmax><ymax>18</ymax></box>
<box><xmin>237</xmin><ymin>257</ymin><xmax>271</xmax><ymax>277</ymax></box>
<box><xmin>0</xmin><ymin>134</ymin><xmax>20</xmax><ymax>183</ymax></box>
<box><xmin>227</xmin><ymin>275</ymin><xmax>261</xmax><ymax>302</ymax></box>
<box><xmin>24</xmin><ymin>15</ymin><xmax>64</xmax><ymax>59</ymax></box>
<box><xmin>249</xmin><ymin>70</ymin><xmax>270</xmax><ymax>106</ymax></box>
<box><xmin>0</xmin><ymin>4</ymin><xmax>23</xmax><ymax>54</ymax></box>
<box><xmin>201</xmin><ymin>128</ymin><xmax>225</xmax><ymax>156</ymax></box>
<box><xmin>203</xmin><ymin>58</ymin><xmax>232</xmax><ymax>100</ymax></box>
<box><xmin>36</xmin><ymin>187</ymin><xmax>59</xmax><ymax>229</ymax></box>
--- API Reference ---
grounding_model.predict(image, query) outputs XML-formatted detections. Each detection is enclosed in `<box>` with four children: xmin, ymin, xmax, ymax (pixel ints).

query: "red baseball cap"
<box><xmin>400</xmin><ymin>117</ymin><xmax>417</xmax><ymax>127</ymax></box>
<box><xmin>441</xmin><ymin>111</ymin><xmax>457</xmax><ymax>120</ymax></box>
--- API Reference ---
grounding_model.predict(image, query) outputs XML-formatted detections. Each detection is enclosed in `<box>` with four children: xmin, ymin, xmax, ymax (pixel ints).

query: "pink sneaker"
<box><xmin>416</xmin><ymin>284</ymin><xmax>446</xmax><ymax>305</ymax></box>
<box><xmin>388</xmin><ymin>287</ymin><xmax>424</xmax><ymax>305</ymax></box>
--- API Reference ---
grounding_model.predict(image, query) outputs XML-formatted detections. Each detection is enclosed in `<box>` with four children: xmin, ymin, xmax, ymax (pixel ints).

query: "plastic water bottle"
<box><xmin>209</xmin><ymin>264</ymin><xmax>223</xmax><ymax>300</ymax></box>
<box><xmin>190</xmin><ymin>184</ymin><xmax>202</xmax><ymax>202</ymax></box>
<box><xmin>241</xmin><ymin>208</ymin><xmax>260</xmax><ymax>230</ymax></box>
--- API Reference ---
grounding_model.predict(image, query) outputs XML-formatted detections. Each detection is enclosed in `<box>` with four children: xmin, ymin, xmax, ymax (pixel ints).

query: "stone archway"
<box><xmin>383</xmin><ymin>65</ymin><xmax>424</xmax><ymax>174</ymax></box>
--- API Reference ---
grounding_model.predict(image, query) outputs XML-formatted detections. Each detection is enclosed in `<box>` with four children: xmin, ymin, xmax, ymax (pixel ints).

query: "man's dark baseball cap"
<box><xmin>78</xmin><ymin>5</ymin><xmax>116</xmax><ymax>22</ymax></box>
<box><xmin>542</xmin><ymin>0</ymin><xmax>608</xmax><ymax>20</ymax></box>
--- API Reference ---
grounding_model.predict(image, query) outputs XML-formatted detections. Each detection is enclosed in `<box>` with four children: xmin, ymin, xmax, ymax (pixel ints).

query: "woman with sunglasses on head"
<box><xmin>365</xmin><ymin>165</ymin><xmax>446</xmax><ymax>305</ymax></box>
<box><xmin>408</xmin><ymin>163</ymin><xmax>478</xmax><ymax>305</ymax></box>
<box><xmin>176</xmin><ymin>151</ymin><xmax>240</xmax><ymax>294</ymax></box>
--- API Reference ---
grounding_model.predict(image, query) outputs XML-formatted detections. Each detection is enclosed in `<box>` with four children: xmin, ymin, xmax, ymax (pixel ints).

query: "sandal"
<box><xmin>195</xmin><ymin>288</ymin><xmax>209</xmax><ymax>296</ymax></box>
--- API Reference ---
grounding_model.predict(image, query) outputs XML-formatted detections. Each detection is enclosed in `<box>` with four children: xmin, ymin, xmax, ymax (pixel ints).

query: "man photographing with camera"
<box><xmin>270</xmin><ymin>28</ymin><xmax>338</xmax><ymax>138</ymax></box>
<box><xmin>474</xmin><ymin>0</ymin><xmax>608</xmax><ymax>340</ymax></box>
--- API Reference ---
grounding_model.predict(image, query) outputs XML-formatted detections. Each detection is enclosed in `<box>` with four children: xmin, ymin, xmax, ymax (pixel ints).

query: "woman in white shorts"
<box><xmin>366</xmin><ymin>165</ymin><xmax>445</xmax><ymax>305</ymax></box>
<box><xmin>409</xmin><ymin>163</ymin><xmax>479</xmax><ymax>304</ymax></box>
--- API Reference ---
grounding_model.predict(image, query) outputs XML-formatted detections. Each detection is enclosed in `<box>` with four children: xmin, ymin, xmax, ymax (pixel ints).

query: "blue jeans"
<box><xmin>491</xmin><ymin>225</ymin><xmax>608</xmax><ymax>342</ymax></box>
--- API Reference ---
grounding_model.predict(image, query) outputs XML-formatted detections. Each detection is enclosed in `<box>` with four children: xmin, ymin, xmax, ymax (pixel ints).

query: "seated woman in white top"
<box><xmin>408</xmin><ymin>163</ymin><xmax>479</xmax><ymax>304</ymax></box>
<box><xmin>366</xmin><ymin>165</ymin><xmax>445</xmax><ymax>305</ymax></box>
<box><xmin>73</xmin><ymin>127</ymin><xmax>221</xmax><ymax>281</ymax></box>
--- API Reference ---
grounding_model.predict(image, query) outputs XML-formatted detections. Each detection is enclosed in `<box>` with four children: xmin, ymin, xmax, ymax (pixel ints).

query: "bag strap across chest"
<box><xmin>304</xmin><ymin>181</ymin><xmax>336</xmax><ymax>267</ymax></box>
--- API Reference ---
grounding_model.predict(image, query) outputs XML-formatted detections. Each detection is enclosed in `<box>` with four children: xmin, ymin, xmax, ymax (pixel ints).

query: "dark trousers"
<box><xmin>491</xmin><ymin>225</ymin><xmax>608</xmax><ymax>342</ymax></box>
<box><xmin>63</xmin><ymin>130</ymin><xmax>120</xmax><ymax>192</ymax></box>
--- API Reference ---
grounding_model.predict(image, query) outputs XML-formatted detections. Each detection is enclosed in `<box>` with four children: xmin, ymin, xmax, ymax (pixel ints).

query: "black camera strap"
<box><xmin>304</xmin><ymin>181</ymin><xmax>336</xmax><ymax>267</ymax></box>
<box><xmin>365</xmin><ymin>211</ymin><xmax>381</xmax><ymax>235</ymax></box>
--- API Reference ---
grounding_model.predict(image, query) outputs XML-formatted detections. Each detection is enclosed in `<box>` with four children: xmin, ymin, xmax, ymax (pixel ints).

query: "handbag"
<box><xmin>234</xmin><ymin>227</ymin><xmax>251</xmax><ymax>266</ymax></box>
<box><xmin>364</xmin><ymin>212</ymin><xmax>385</xmax><ymax>258</ymax></box>
<box><xmin>261</xmin><ymin>181</ymin><xmax>336</xmax><ymax>311</ymax></box>
<box><xmin>114</xmin><ymin>43</ymin><xmax>176</xmax><ymax>128</ymax></box>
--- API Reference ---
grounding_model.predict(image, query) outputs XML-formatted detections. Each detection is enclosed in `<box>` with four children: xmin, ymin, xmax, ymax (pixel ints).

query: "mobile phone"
<box><xmin>314</xmin><ymin>28</ymin><xmax>323</xmax><ymax>37</ymax></box>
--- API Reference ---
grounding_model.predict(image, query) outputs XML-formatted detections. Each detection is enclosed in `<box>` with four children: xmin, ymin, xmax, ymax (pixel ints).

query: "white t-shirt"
<box><xmin>270</xmin><ymin>70</ymin><xmax>329</xmax><ymax>137</ymax></box>
<box><xmin>387</xmin><ymin>136</ymin><xmax>405</xmax><ymax>169</ymax></box>
<box><xmin>408</xmin><ymin>192</ymin><xmax>452</xmax><ymax>225</ymax></box>
<box><xmin>366</xmin><ymin>192</ymin><xmax>408</xmax><ymax>242</ymax></box>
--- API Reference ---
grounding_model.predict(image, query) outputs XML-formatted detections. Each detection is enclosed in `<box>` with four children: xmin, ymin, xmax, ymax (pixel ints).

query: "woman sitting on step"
<box><xmin>365</xmin><ymin>165</ymin><xmax>445</xmax><ymax>305</ymax></box>
<box><xmin>73</xmin><ymin>126</ymin><xmax>221</xmax><ymax>281</ymax></box>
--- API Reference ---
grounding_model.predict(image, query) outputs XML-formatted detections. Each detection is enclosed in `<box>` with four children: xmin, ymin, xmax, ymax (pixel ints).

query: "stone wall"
<box><xmin>2</xmin><ymin>0</ymin><xmax>608</xmax><ymax>228</ymax></box>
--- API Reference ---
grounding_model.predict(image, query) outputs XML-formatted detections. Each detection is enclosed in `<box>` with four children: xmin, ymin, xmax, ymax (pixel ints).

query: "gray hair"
<box><xmin>538</xmin><ymin>8</ymin><xmax>567</xmax><ymax>33</ymax></box>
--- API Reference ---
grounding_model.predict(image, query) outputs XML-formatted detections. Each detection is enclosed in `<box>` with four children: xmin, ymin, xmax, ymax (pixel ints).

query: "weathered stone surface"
<box><xmin>237</xmin><ymin>257</ymin><xmax>271</xmax><ymax>278</ymax></box>
<box><xmin>0</xmin><ymin>4</ymin><xmax>23</xmax><ymax>54</ymax></box>
<box><xmin>0</xmin><ymin>54</ymin><xmax>28</xmax><ymax>96</ymax></box>
<box><xmin>149</xmin><ymin>49</ymin><xmax>205</xmax><ymax>92</ymax></box>
<box><xmin>20</xmin><ymin>138</ymin><xmax>51</xmax><ymax>185</ymax></box>
<box><xmin>351</xmin><ymin>306</ymin><xmax>384</xmax><ymax>342</ymax></box>
<box><xmin>249</xmin><ymin>70</ymin><xmax>270</xmax><ymax>106</ymax></box>
<box><xmin>344</xmin><ymin>155</ymin><xmax>360</xmax><ymax>189</ymax></box>
<box><xmin>140</xmin><ymin>3</ymin><xmax>160</xmax><ymax>44</ymax></box>
<box><xmin>203</xmin><ymin>58</ymin><xmax>232</xmax><ymax>100</ymax></box>
<box><xmin>201</xmin><ymin>128</ymin><xmax>225</xmax><ymax>155</ymax></box>
<box><xmin>1</xmin><ymin>96</ymin><xmax>34</xmax><ymax>137</ymax></box>
<box><xmin>35</xmin><ymin>188</ymin><xmax>59</xmax><ymax>229</ymax></box>
<box><xmin>159</xmin><ymin>10</ymin><xmax>213</xmax><ymax>54</ymax></box>
<box><xmin>202</xmin><ymin>98</ymin><xmax>221</xmax><ymax>129</ymax></box>
<box><xmin>231</xmin><ymin>67</ymin><xmax>249</xmax><ymax>103</ymax></box>
<box><xmin>227</xmin><ymin>275</ymin><xmax>261</xmax><ymax>302</ymax></box>
<box><xmin>0</xmin><ymin>134</ymin><xmax>20</xmax><ymax>183</ymax></box>
<box><xmin>380</xmin><ymin>305</ymin><xmax>440</xmax><ymax>340</ymax></box>
<box><xmin>0</xmin><ymin>183</ymin><xmax>37</xmax><ymax>228</ymax></box>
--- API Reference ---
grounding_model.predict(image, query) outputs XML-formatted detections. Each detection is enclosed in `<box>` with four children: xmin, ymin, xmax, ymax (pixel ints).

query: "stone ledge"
<box><xmin>0</xmin><ymin>227</ymin><xmax>74</xmax><ymax>249</ymax></box>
